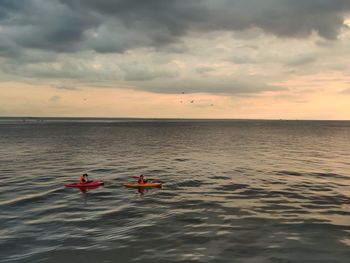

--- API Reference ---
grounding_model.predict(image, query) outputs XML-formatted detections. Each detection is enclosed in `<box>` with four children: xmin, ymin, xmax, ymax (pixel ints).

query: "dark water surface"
<box><xmin>0</xmin><ymin>119</ymin><xmax>349</xmax><ymax>263</ymax></box>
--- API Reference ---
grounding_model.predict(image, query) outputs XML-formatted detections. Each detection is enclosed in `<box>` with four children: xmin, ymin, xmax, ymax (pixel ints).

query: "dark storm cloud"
<box><xmin>1</xmin><ymin>0</ymin><xmax>350</xmax><ymax>96</ymax></box>
<box><xmin>0</xmin><ymin>0</ymin><xmax>100</xmax><ymax>54</ymax></box>
<box><xmin>1</xmin><ymin>0</ymin><xmax>350</xmax><ymax>56</ymax></box>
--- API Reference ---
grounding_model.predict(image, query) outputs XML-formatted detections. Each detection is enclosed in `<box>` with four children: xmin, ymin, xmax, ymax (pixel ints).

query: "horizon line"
<box><xmin>1</xmin><ymin>116</ymin><xmax>350</xmax><ymax>122</ymax></box>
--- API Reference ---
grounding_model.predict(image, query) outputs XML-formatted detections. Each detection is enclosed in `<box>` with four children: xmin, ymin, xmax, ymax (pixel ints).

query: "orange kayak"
<box><xmin>123</xmin><ymin>182</ymin><xmax>162</xmax><ymax>188</ymax></box>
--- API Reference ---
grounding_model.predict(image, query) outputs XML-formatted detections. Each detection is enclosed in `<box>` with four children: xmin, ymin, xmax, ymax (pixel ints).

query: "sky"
<box><xmin>1</xmin><ymin>0</ymin><xmax>350</xmax><ymax>119</ymax></box>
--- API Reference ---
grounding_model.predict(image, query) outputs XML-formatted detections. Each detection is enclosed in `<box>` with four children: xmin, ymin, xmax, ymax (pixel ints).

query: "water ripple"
<box><xmin>0</xmin><ymin>120</ymin><xmax>350</xmax><ymax>262</ymax></box>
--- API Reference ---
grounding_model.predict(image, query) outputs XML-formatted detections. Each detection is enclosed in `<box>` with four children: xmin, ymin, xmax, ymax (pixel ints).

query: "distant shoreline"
<box><xmin>0</xmin><ymin>116</ymin><xmax>349</xmax><ymax>122</ymax></box>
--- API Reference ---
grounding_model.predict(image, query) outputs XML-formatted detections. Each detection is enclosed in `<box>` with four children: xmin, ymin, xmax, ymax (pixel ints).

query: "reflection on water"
<box><xmin>0</xmin><ymin>119</ymin><xmax>350</xmax><ymax>262</ymax></box>
<box><xmin>78</xmin><ymin>186</ymin><xmax>102</xmax><ymax>194</ymax></box>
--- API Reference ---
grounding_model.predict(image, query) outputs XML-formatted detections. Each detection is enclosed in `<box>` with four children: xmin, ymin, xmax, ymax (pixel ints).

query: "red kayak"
<box><xmin>65</xmin><ymin>180</ymin><xmax>104</xmax><ymax>188</ymax></box>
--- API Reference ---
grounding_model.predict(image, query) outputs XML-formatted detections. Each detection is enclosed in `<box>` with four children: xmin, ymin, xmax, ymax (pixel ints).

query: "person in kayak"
<box><xmin>138</xmin><ymin>174</ymin><xmax>146</xmax><ymax>184</ymax></box>
<box><xmin>80</xmin><ymin>173</ymin><xmax>89</xmax><ymax>184</ymax></box>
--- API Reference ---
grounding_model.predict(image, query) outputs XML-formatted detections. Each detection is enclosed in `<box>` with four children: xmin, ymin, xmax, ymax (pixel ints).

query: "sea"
<box><xmin>0</xmin><ymin>118</ymin><xmax>349</xmax><ymax>263</ymax></box>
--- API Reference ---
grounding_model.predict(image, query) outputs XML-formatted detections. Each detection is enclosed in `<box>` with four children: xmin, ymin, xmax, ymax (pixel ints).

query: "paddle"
<box><xmin>148</xmin><ymin>179</ymin><xmax>163</xmax><ymax>183</ymax></box>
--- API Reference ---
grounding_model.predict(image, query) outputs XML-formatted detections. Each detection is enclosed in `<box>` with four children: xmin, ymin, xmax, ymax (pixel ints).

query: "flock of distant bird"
<box><xmin>179</xmin><ymin>92</ymin><xmax>214</xmax><ymax>107</ymax></box>
<box><xmin>81</xmin><ymin>91</ymin><xmax>215</xmax><ymax>107</ymax></box>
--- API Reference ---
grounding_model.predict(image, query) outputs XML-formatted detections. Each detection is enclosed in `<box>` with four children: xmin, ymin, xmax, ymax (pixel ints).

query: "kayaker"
<box><xmin>80</xmin><ymin>173</ymin><xmax>89</xmax><ymax>184</ymax></box>
<box><xmin>138</xmin><ymin>174</ymin><xmax>145</xmax><ymax>184</ymax></box>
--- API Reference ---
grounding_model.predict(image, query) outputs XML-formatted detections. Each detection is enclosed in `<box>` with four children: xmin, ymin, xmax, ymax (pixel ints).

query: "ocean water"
<box><xmin>0</xmin><ymin>119</ymin><xmax>349</xmax><ymax>263</ymax></box>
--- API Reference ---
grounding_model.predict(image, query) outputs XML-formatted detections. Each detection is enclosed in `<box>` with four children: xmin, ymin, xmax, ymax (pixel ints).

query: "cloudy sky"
<box><xmin>1</xmin><ymin>0</ymin><xmax>350</xmax><ymax>119</ymax></box>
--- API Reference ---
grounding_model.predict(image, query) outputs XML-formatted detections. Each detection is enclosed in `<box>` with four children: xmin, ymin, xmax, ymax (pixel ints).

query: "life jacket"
<box><xmin>80</xmin><ymin>175</ymin><xmax>86</xmax><ymax>183</ymax></box>
<box><xmin>138</xmin><ymin>177</ymin><xmax>145</xmax><ymax>184</ymax></box>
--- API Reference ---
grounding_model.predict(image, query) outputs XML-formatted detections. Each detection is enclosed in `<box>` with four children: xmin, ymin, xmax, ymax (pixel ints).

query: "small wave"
<box><xmin>174</xmin><ymin>158</ymin><xmax>190</xmax><ymax>162</ymax></box>
<box><xmin>214</xmin><ymin>183</ymin><xmax>249</xmax><ymax>191</ymax></box>
<box><xmin>0</xmin><ymin>187</ymin><xmax>64</xmax><ymax>207</ymax></box>
<box><xmin>176</xmin><ymin>180</ymin><xmax>204</xmax><ymax>187</ymax></box>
